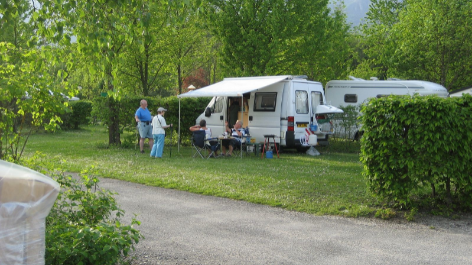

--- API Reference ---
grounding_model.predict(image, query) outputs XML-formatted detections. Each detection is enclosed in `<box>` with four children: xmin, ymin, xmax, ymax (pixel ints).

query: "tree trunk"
<box><xmin>143</xmin><ymin>43</ymin><xmax>149</xmax><ymax>96</ymax></box>
<box><xmin>0</xmin><ymin>112</ymin><xmax>3</xmax><ymax>160</ymax></box>
<box><xmin>445</xmin><ymin>177</ymin><xmax>452</xmax><ymax>205</ymax></box>
<box><xmin>177</xmin><ymin>63</ymin><xmax>182</xmax><ymax>95</ymax></box>
<box><xmin>107</xmin><ymin>81</ymin><xmax>121</xmax><ymax>145</ymax></box>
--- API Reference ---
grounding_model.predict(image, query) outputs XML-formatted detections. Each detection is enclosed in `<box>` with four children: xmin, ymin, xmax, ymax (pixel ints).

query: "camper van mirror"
<box><xmin>205</xmin><ymin>107</ymin><xmax>211</xmax><ymax>117</ymax></box>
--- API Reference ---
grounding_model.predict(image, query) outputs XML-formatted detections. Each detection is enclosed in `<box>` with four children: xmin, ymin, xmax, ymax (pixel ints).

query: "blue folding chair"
<box><xmin>191</xmin><ymin>130</ymin><xmax>209</xmax><ymax>158</ymax></box>
<box><xmin>206</xmin><ymin>137</ymin><xmax>220</xmax><ymax>158</ymax></box>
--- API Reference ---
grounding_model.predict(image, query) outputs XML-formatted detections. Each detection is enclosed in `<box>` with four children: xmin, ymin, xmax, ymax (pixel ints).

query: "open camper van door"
<box><xmin>282</xmin><ymin>81</ymin><xmax>343</xmax><ymax>148</ymax></box>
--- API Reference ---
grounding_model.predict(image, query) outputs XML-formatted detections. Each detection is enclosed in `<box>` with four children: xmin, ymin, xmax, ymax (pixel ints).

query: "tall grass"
<box><xmin>24</xmin><ymin>125</ymin><xmax>378</xmax><ymax>217</ymax></box>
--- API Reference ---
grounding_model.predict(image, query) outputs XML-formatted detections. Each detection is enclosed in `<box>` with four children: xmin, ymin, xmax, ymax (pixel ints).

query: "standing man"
<box><xmin>135</xmin><ymin>99</ymin><xmax>154</xmax><ymax>154</ymax></box>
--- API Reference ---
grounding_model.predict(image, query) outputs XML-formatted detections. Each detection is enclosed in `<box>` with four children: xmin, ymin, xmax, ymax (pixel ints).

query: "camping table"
<box><xmin>261</xmin><ymin>134</ymin><xmax>280</xmax><ymax>158</ymax></box>
<box><xmin>217</xmin><ymin>136</ymin><xmax>234</xmax><ymax>149</ymax></box>
<box><xmin>217</xmin><ymin>136</ymin><xmax>238</xmax><ymax>157</ymax></box>
<box><xmin>245</xmin><ymin>142</ymin><xmax>262</xmax><ymax>156</ymax></box>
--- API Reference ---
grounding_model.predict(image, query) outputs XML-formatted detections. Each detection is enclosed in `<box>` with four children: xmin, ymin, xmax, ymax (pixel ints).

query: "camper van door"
<box><xmin>292</xmin><ymin>82</ymin><xmax>311</xmax><ymax>142</ymax></box>
<box><xmin>293</xmin><ymin>82</ymin><xmax>328</xmax><ymax>143</ymax></box>
<box><xmin>198</xmin><ymin>96</ymin><xmax>226</xmax><ymax>136</ymax></box>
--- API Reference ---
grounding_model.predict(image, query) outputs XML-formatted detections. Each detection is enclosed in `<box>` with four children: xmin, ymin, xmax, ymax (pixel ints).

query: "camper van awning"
<box><xmin>177</xmin><ymin>76</ymin><xmax>291</xmax><ymax>98</ymax></box>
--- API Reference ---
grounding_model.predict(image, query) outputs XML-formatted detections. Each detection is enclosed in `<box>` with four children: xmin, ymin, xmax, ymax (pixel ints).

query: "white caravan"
<box><xmin>180</xmin><ymin>76</ymin><xmax>343</xmax><ymax>150</ymax></box>
<box><xmin>325</xmin><ymin>77</ymin><xmax>449</xmax><ymax>140</ymax></box>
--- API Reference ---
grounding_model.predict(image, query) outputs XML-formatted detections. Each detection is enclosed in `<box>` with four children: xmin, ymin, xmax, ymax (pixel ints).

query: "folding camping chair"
<box><xmin>191</xmin><ymin>130</ymin><xmax>210</xmax><ymax>158</ymax></box>
<box><xmin>230</xmin><ymin>137</ymin><xmax>247</xmax><ymax>158</ymax></box>
<box><xmin>205</xmin><ymin>137</ymin><xmax>220</xmax><ymax>158</ymax></box>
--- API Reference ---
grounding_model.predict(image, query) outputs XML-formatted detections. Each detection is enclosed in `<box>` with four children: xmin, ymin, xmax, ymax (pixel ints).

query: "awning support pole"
<box><xmin>240</xmin><ymin>95</ymin><xmax>243</xmax><ymax>158</ymax></box>
<box><xmin>178</xmin><ymin>99</ymin><xmax>181</xmax><ymax>152</ymax></box>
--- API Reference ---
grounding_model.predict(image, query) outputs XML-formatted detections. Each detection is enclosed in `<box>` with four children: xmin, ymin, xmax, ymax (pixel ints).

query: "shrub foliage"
<box><xmin>360</xmin><ymin>94</ymin><xmax>472</xmax><ymax>210</ymax></box>
<box><xmin>22</xmin><ymin>154</ymin><xmax>143</xmax><ymax>265</ymax></box>
<box><xmin>60</xmin><ymin>100</ymin><xmax>93</xmax><ymax>130</ymax></box>
<box><xmin>91</xmin><ymin>95</ymin><xmax>210</xmax><ymax>146</ymax></box>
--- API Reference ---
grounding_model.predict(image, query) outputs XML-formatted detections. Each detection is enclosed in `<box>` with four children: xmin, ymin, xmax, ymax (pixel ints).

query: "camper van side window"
<box><xmin>295</xmin><ymin>90</ymin><xmax>308</xmax><ymax>114</ymax></box>
<box><xmin>213</xmin><ymin>96</ymin><xmax>224</xmax><ymax>113</ymax></box>
<box><xmin>254</xmin><ymin>92</ymin><xmax>277</xmax><ymax>111</ymax></box>
<box><xmin>311</xmin><ymin>91</ymin><xmax>322</xmax><ymax>114</ymax></box>
<box><xmin>344</xmin><ymin>94</ymin><xmax>358</xmax><ymax>103</ymax></box>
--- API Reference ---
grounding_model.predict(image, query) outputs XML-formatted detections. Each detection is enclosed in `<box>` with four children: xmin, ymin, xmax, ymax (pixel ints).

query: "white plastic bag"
<box><xmin>0</xmin><ymin>160</ymin><xmax>60</xmax><ymax>265</ymax></box>
<box><xmin>306</xmin><ymin>146</ymin><xmax>320</xmax><ymax>156</ymax></box>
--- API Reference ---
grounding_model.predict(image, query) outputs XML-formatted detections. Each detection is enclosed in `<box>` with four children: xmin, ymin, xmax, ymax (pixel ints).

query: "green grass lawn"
<box><xmin>24</xmin><ymin>125</ymin><xmax>378</xmax><ymax>217</ymax></box>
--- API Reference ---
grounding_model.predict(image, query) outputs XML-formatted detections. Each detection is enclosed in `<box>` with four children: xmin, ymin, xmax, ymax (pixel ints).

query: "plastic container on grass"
<box><xmin>0</xmin><ymin>160</ymin><xmax>60</xmax><ymax>265</ymax></box>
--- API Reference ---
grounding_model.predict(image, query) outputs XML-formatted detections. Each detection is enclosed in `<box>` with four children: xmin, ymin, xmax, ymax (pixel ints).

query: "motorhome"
<box><xmin>179</xmin><ymin>76</ymin><xmax>343</xmax><ymax>150</ymax></box>
<box><xmin>325</xmin><ymin>77</ymin><xmax>449</xmax><ymax>140</ymax></box>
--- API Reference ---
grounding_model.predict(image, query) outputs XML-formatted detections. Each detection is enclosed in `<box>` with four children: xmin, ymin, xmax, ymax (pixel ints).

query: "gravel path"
<box><xmin>97</xmin><ymin>177</ymin><xmax>472</xmax><ymax>265</ymax></box>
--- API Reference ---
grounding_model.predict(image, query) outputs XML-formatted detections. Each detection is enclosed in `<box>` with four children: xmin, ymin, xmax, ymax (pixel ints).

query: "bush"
<box><xmin>91</xmin><ymin>95</ymin><xmax>210</xmax><ymax>146</ymax></box>
<box><xmin>61</xmin><ymin>100</ymin><xmax>93</xmax><ymax>130</ymax></box>
<box><xmin>330</xmin><ymin>105</ymin><xmax>361</xmax><ymax>152</ymax></box>
<box><xmin>21</xmin><ymin>153</ymin><xmax>143</xmax><ymax>265</ymax></box>
<box><xmin>332</xmin><ymin>105</ymin><xmax>360</xmax><ymax>140</ymax></box>
<box><xmin>360</xmin><ymin>94</ymin><xmax>472</xmax><ymax>211</ymax></box>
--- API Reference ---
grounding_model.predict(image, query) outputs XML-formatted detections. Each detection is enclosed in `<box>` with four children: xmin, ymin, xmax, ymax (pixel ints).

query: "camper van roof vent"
<box><xmin>387</xmin><ymin>78</ymin><xmax>402</xmax><ymax>81</ymax></box>
<box><xmin>370</xmin><ymin>77</ymin><xmax>379</xmax><ymax>81</ymax></box>
<box><xmin>292</xmin><ymin>75</ymin><xmax>308</xmax><ymax>80</ymax></box>
<box><xmin>349</xmin><ymin>76</ymin><xmax>365</xmax><ymax>81</ymax></box>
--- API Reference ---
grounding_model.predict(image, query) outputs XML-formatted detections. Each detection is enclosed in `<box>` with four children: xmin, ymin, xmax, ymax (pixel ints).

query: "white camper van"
<box><xmin>325</xmin><ymin>77</ymin><xmax>449</xmax><ymax>140</ymax></box>
<box><xmin>184</xmin><ymin>76</ymin><xmax>343</xmax><ymax>150</ymax></box>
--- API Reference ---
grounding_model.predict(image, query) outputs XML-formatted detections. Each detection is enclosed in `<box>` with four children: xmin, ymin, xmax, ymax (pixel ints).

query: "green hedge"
<box><xmin>60</xmin><ymin>101</ymin><xmax>93</xmax><ymax>130</ymax></box>
<box><xmin>360</xmin><ymin>94</ymin><xmax>472</xmax><ymax>210</ymax></box>
<box><xmin>91</xmin><ymin>95</ymin><xmax>211</xmax><ymax>146</ymax></box>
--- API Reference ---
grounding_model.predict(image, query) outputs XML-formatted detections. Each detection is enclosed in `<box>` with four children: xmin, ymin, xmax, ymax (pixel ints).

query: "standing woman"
<box><xmin>151</xmin><ymin>107</ymin><xmax>172</xmax><ymax>158</ymax></box>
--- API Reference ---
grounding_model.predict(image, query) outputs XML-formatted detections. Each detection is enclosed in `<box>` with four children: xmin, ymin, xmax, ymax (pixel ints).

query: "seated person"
<box><xmin>189</xmin><ymin>119</ymin><xmax>219</xmax><ymax>157</ymax></box>
<box><xmin>221</xmin><ymin>120</ymin><xmax>245</xmax><ymax>157</ymax></box>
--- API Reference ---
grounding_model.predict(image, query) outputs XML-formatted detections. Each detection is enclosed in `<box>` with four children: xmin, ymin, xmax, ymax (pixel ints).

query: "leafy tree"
<box><xmin>65</xmin><ymin>54</ymin><xmax>103</xmax><ymax>100</ymax></box>
<box><xmin>33</xmin><ymin>0</ymin><xmax>149</xmax><ymax>145</ymax></box>
<box><xmin>0</xmin><ymin>0</ymin><xmax>34</xmax><ymax>47</ymax></box>
<box><xmin>1</xmin><ymin>1</ymin><xmax>72</xmax><ymax>161</ymax></box>
<box><xmin>166</xmin><ymin>1</ymin><xmax>214</xmax><ymax>94</ymax></box>
<box><xmin>391</xmin><ymin>0</ymin><xmax>472</xmax><ymax>91</ymax></box>
<box><xmin>204</xmin><ymin>0</ymin><xmax>335</xmax><ymax>77</ymax></box>
<box><xmin>292</xmin><ymin>2</ymin><xmax>352</xmax><ymax>84</ymax></box>
<box><xmin>182</xmin><ymin>68</ymin><xmax>210</xmax><ymax>90</ymax></box>
<box><xmin>351</xmin><ymin>0</ymin><xmax>406</xmax><ymax>80</ymax></box>
<box><xmin>116</xmin><ymin>1</ymin><xmax>176</xmax><ymax>97</ymax></box>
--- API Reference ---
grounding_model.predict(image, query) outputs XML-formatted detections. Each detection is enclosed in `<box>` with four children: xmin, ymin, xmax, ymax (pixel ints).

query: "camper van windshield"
<box><xmin>254</xmin><ymin>92</ymin><xmax>276</xmax><ymax>111</ymax></box>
